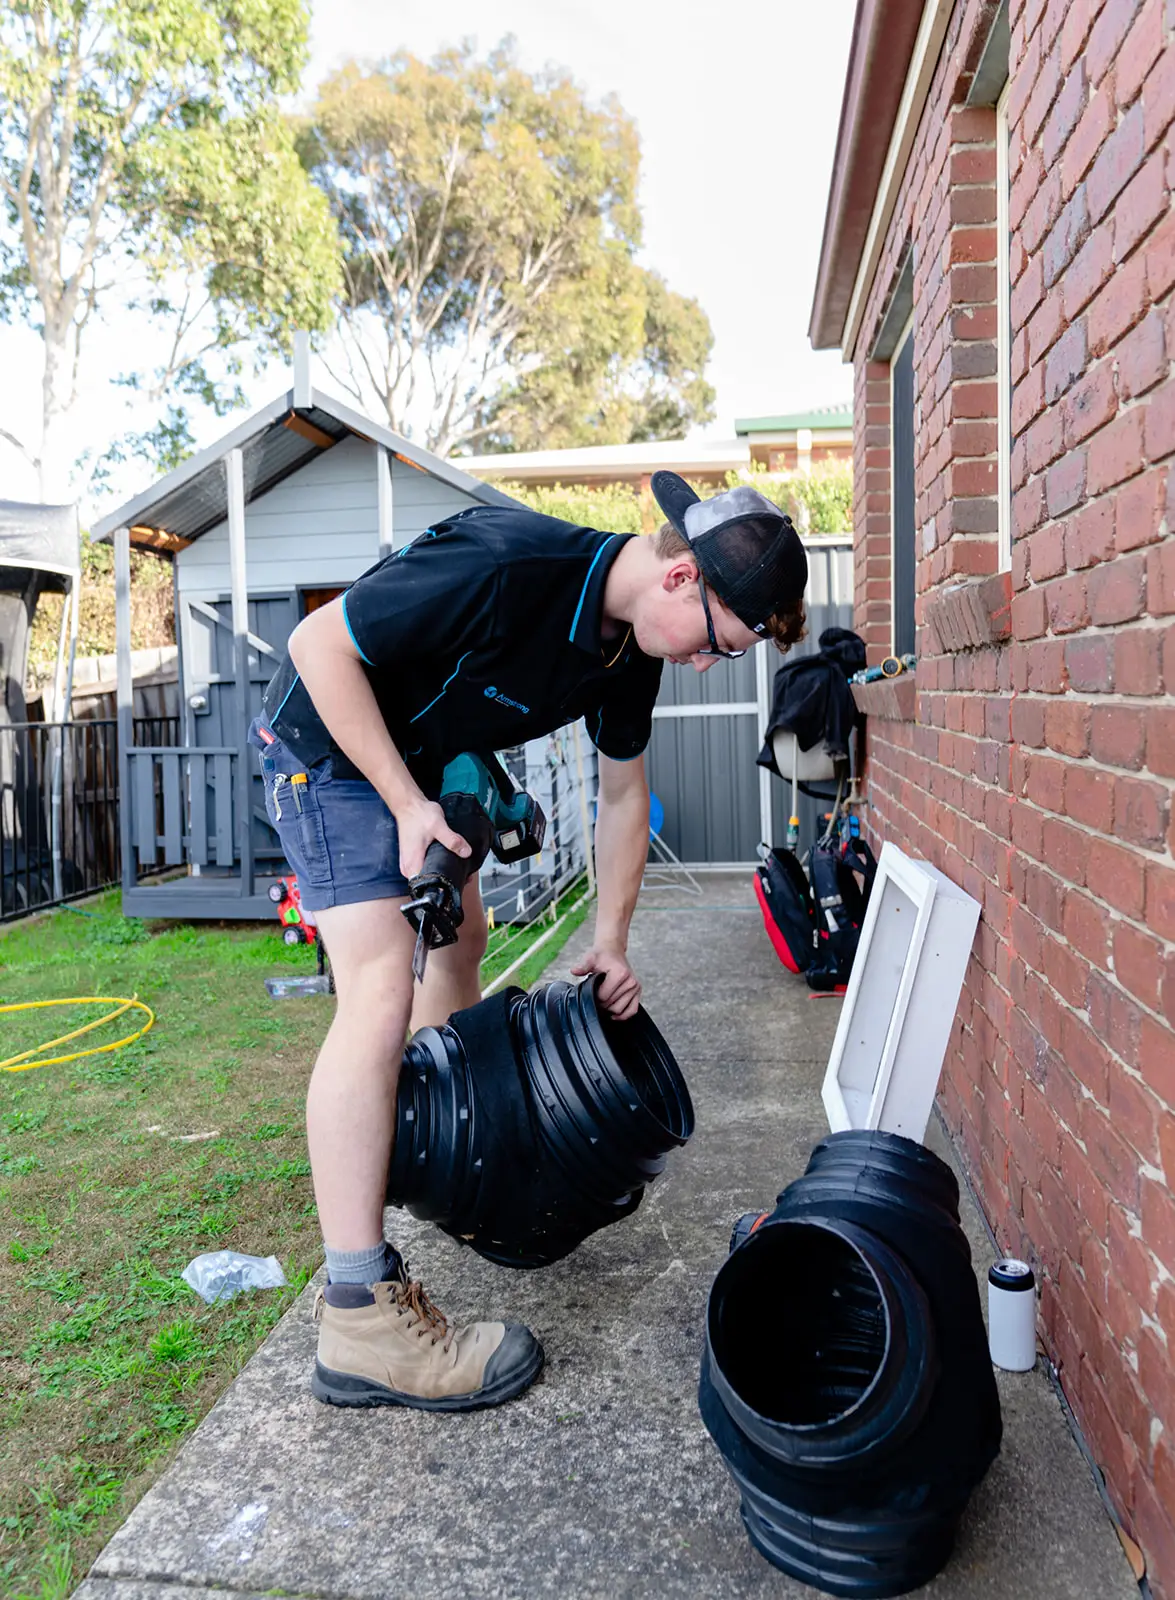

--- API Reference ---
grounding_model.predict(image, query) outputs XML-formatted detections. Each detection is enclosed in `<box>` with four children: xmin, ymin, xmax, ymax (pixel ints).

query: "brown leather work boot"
<box><xmin>311</xmin><ymin>1269</ymin><xmax>543</xmax><ymax>1412</ymax></box>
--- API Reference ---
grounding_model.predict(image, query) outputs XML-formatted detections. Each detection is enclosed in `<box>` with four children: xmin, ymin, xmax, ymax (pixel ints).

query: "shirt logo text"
<box><xmin>484</xmin><ymin>685</ymin><xmax>530</xmax><ymax>714</ymax></box>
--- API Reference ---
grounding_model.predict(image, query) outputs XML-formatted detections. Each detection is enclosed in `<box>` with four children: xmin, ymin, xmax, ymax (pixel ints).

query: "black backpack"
<box><xmin>805</xmin><ymin>835</ymin><xmax>878</xmax><ymax>992</ymax></box>
<box><xmin>753</xmin><ymin>845</ymin><xmax>817</xmax><ymax>974</ymax></box>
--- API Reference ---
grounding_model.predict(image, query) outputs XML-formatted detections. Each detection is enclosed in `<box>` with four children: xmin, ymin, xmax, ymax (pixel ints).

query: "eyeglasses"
<box><xmin>697</xmin><ymin>573</ymin><xmax>747</xmax><ymax>659</ymax></box>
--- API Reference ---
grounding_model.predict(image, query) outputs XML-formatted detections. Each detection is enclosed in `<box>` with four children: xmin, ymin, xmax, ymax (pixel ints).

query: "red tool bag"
<box><xmin>754</xmin><ymin>836</ymin><xmax>877</xmax><ymax>989</ymax></box>
<box><xmin>753</xmin><ymin>846</ymin><xmax>817</xmax><ymax>975</ymax></box>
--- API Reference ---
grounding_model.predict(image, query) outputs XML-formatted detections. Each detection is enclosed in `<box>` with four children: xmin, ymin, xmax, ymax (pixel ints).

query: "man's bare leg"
<box><xmin>308</xmin><ymin>889</ymin><xmax>543</xmax><ymax>1410</ymax></box>
<box><xmin>308</xmin><ymin>896</ymin><xmax>416</xmax><ymax>1251</ymax></box>
<box><xmin>410</xmin><ymin>875</ymin><xmax>488</xmax><ymax>1033</ymax></box>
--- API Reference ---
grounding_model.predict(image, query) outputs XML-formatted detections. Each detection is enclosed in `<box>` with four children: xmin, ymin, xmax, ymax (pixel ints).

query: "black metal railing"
<box><xmin>1</xmin><ymin>720</ymin><xmax>121</xmax><ymax>921</ymax></box>
<box><xmin>0</xmin><ymin>716</ymin><xmax>188</xmax><ymax>921</ymax></box>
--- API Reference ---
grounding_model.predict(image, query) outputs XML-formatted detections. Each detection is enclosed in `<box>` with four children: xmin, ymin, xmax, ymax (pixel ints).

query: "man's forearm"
<box><xmin>592</xmin><ymin>783</ymin><xmax>650</xmax><ymax>949</ymax></box>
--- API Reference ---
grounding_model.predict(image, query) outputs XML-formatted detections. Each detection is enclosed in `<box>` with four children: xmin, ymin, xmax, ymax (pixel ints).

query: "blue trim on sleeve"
<box><xmin>569</xmin><ymin>535</ymin><xmax>621</xmax><ymax>642</ymax></box>
<box><xmin>409</xmin><ymin>650</ymin><xmax>474</xmax><ymax>724</ymax></box>
<box><xmin>340</xmin><ymin>592</ymin><xmax>374</xmax><ymax>666</ymax></box>
<box><xmin>271</xmin><ymin>672</ymin><xmax>301</xmax><ymax>723</ymax></box>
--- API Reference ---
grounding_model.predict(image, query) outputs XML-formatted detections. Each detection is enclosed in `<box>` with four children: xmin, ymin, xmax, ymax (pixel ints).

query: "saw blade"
<box><xmin>412</xmin><ymin>923</ymin><xmax>428</xmax><ymax>985</ymax></box>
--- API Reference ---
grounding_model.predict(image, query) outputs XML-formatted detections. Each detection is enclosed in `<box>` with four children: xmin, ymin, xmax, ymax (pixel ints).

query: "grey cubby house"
<box><xmin>92</xmin><ymin>361</ymin><xmax>519</xmax><ymax>920</ymax></box>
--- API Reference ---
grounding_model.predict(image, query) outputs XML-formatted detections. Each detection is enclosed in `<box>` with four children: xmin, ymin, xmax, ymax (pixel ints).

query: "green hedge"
<box><xmin>494</xmin><ymin>481</ymin><xmax>644</xmax><ymax>532</ymax></box>
<box><xmin>499</xmin><ymin>460</ymin><xmax>852</xmax><ymax>537</ymax></box>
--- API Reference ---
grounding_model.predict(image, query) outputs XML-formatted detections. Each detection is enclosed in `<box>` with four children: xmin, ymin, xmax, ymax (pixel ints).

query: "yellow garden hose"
<box><xmin>0</xmin><ymin>996</ymin><xmax>156</xmax><ymax>1072</ymax></box>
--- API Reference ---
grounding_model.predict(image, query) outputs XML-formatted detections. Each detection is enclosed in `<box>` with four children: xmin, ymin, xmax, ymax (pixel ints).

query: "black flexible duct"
<box><xmin>700</xmin><ymin>1130</ymin><xmax>1002</xmax><ymax>1599</ymax></box>
<box><xmin>387</xmin><ymin>976</ymin><xmax>694</xmax><ymax>1268</ymax></box>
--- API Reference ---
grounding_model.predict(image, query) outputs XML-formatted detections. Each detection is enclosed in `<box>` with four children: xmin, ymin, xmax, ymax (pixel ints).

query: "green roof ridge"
<box><xmin>735</xmin><ymin>405</ymin><xmax>853</xmax><ymax>433</ymax></box>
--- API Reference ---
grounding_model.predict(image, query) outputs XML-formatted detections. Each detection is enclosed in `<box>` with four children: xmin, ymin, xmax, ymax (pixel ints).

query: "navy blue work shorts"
<box><xmin>249</xmin><ymin>723</ymin><xmax>411</xmax><ymax>912</ymax></box>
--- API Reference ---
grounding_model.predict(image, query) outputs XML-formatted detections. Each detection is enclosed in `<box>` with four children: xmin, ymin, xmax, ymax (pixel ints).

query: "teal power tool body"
<box><xmin>401</xmin><ymin>751</ymin><xmax>546</xmax><ymax>983</ymax></box>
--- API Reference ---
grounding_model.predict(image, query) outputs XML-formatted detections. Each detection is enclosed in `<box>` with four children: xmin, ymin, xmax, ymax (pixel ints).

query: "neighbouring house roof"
<box><xmin>459</xmin><ymin>410</ymin><xmax>854</xmax><ymax>485</ymax></box>
<box><xmin>735</xmin><ymin>406</ymin><xmax>854</xmax><ymax>434</ymax></box>
<box><xmin>809</xmin><ymin>0</ymin><xmax>926</xmax><ymax>351</ymax></box>
<box><xmin>456</xmin><ymin>436</ymin><xmax>750</xmax><ymax>482</ymax></box>
<box><xmin>91</xmin><ymin>388</ymin><xmax>519</xmax><ymax>549</ymax></box>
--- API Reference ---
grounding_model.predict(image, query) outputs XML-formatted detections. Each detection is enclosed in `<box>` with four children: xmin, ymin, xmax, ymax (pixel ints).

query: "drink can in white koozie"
<box><xmin>987</xmin><ymin>1258</ymin><xmax>1036</xmax><ymax>1371</ymax></box>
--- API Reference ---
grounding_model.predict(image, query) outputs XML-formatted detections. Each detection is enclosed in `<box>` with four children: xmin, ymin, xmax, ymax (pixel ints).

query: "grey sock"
<box><xmin>324</xmin><ymin>1240</ymin><xmax>397</xmax><ymax>1286</ymax></box>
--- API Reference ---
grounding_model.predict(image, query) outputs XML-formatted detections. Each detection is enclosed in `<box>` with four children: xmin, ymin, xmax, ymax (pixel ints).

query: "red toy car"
<box><xmin>267</xmin><ymin>875</ymin><xmax>318</xmax><ymax>946</ymax></box>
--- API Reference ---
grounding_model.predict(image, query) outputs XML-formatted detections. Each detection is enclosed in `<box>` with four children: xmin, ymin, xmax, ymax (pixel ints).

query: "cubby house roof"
<box><xmin>91</xmin><ymin>388</ymin><xmax>518</xmax><ymax>552</ymax></box>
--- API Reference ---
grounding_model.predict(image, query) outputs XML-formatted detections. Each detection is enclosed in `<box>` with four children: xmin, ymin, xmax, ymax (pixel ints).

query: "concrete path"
<box><xmin>76</xmin><ymin>874</ymin><xmax>1136</xmax><ymax>1600</ymax></box>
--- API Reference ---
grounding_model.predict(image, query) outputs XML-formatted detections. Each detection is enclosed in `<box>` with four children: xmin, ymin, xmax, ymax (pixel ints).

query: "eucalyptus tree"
<box><xmin>0</xmin><ymin>0</ymin><xmax>340</xmax><ymax>498</ymax></box>
<box><xmin>301</xmin><ymin>42</ymin><xmax>714</xmax><ymax>456</ymax></box>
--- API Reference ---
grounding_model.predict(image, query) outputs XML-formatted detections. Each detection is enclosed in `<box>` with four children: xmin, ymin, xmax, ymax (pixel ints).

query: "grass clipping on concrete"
<box><xmin>0</xmin><ymin>886</ymin><xmax>590</xmax><ymax>1598</ymax></box>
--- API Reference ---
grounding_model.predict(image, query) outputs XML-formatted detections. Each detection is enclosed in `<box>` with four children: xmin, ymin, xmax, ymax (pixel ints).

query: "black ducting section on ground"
<box><xmin>387</xmin><ymin>976</ymin><xmax>694</xmax><ymax>1268</ymax></box>
<box><xmin>700</xmin><ymin>1130</ymin><xmax>1002</xmax><ymax>1599</ymax></box>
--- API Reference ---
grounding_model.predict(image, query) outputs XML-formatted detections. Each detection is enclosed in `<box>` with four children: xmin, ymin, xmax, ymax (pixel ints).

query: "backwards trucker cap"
<box><xmin>650</xmin><ymin>471</ymin><xmax>808</xmax><ymax>634</ymax></box>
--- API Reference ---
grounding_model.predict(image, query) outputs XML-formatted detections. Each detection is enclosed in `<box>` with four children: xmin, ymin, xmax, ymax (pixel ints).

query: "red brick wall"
<box><xmin>848</xmin><ymin>0</ymin><xmax>1175</xmax><ymax>1589</ymax></box>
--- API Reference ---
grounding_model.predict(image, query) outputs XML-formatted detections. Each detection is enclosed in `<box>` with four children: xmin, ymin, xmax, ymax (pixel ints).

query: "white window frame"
<box><xmin>821</xmin><ymin>841</ymin><xmax>982</xmax><ymax>1141</ymax></box>
<box><xmin>890</xmin><ymin>312</ymin><xmax>915</xmax><ymax>657</ymax></box>
<box><xmin>996</xmin><ymin>78</ymin><xmax>1012</xmax><ymax>572</ymax></box>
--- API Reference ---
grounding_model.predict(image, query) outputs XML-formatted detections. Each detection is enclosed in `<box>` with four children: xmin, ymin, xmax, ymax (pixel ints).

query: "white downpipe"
<box><xmin>755</xmin><ymin>645</ymin><xmax>774</xmax><ymax>849</ymax></box>
<box><xmin>571</xmin><ymin>720</ymin><xmax>596</xmax><ymax>895</ymax></box>
<box><xmin>114</xmin><ymin>528</ymin><xmax>134</xmax><ymax>897</ymax></box>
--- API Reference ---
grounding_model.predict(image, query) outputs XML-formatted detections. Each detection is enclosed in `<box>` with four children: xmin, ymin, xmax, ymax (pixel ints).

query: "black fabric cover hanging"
<box><xmin>699</xmin><ymin>1130</ymin><xmax>1002</xmax><ymax>1598</ymax></box>
<box><xmin>757</xmin><ymin>626</ymin><xmax>866</xmax><ymax>773</ymax></box>
<box><xmin>387</xmin><ymin>977</ymin><xmax>694</xmax><ymax>1269</ymax></box>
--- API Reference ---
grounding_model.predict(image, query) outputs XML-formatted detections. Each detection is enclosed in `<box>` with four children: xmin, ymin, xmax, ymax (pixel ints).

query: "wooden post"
<box><xmin>226</xmin><ymin>448</ymin><xmax>254</xmax><ymax>898</ymax></box>
<box><xmin>376</xmin><ymin>443</ymin><xmax>394</xmax><ymax>558</ymax></box>
<box><xmin>114</xmin><ymin>527</ymin><xmax>135</xmax><ymax>900</ymax></box>
<box><xmin>293</xmin><ymin>330</ymin><xmax>312</xmax><ymax>409</ymax></box>
<box><xmin>48</xmin><ymin>573</ymin><xmax>70</xmax><ymax>900</ymax></box>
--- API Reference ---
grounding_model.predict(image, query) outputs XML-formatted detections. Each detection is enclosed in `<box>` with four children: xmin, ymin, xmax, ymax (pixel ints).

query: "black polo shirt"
<box><xmin>260</xmin><ymin>506</ymin><xmax>664</xmax><ymax>793</ymax></box>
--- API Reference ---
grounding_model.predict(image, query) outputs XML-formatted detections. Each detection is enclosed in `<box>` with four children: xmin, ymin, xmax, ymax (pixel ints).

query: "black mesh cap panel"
<box><xmin>650</xmin><ymin>471</ymin><xmax>808</xmax><ymax>630</ymax></box>
<box><xmin>692</xmin><ymin>514</ymin><xmax>808</xmax><ymax>631</ymax></box>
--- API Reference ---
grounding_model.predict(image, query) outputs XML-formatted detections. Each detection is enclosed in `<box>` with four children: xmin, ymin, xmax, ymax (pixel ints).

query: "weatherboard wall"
<box><xmin>174</xmin><ymin>435</ymin><xmax>481</xmax><ymax>595</ymax></box>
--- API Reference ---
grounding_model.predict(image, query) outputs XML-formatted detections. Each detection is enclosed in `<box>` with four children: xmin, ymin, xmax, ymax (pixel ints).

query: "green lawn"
<box><xmin>0</xmin><ymin>885</ymin><xmax>590</xmax><ymax>1598</ymax></box>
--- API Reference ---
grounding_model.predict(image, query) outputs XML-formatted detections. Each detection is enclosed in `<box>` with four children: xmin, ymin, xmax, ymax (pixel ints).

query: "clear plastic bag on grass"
<box><xmin>182</xmin><ymin>1250</ymin><xmax>287</xmax><ymax>1304</ymax></box>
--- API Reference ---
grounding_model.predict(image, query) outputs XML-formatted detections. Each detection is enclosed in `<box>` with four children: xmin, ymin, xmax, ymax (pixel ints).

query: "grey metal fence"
<box><xmin>647</xmin><ymin>539</ymin><xmax>855</xmax><ymax>863</ymax></box>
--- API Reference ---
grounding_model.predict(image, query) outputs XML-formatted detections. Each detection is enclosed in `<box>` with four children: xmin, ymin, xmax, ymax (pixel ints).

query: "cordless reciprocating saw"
<box><xmin>401</xmin><ymin>751</ymin><xmax>546</xmax><ymax>983</ymax></box>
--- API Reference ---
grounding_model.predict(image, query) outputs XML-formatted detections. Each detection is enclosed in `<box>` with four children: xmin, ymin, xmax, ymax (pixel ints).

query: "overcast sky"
<box><xmin>0</xmin><ymin>0</ymin><xmax>856</xmax><ymax>512</ymax></box>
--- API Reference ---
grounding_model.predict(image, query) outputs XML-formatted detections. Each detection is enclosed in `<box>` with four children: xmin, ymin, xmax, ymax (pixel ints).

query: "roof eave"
<box><xmin>458</xmin><ymin>440</ymin><xmax>749</xmax><ymax>475</ymax></box>
<box><xmin>808</xmin><ymin>0</ymin><xmax>926</xmax><ymax>352</ymax></box>
<box><xmin>470</xmin><ymin>456</ymin><xmax>746</xmax><ymax>482</ymax></box>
